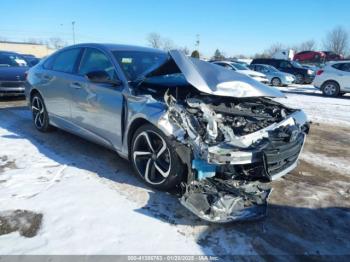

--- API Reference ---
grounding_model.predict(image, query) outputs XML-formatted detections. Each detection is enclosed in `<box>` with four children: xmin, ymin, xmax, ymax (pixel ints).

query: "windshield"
<box><xmin>113</xmin><ymin>51</ymin><xmax>168</xmax><ymax>81</ymax></box>
<box><xmin>291</xmin><ymin>61</ymin><xmax>303</xmax><ymax>68</ymax></box>
<box><xmin>0</xmin><ymin>53</ymin><xmax>27</xmax><ymax>67</ymax></box>
<box><xmin>232</xmin><ymin>62</ymin><xmax>249</xmax><ymax>70</ymax></box>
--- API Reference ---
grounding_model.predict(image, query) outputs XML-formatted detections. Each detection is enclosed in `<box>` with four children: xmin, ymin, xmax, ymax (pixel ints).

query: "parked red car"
<box><xmin>293</xmin><ymin>51</ymin><xmax>326</xmax><ymax>62</ymax></box>
<box><xmin>322</xmin><ymin>51</ymin><xmax>343</xmax><ymax>61</ymax></box>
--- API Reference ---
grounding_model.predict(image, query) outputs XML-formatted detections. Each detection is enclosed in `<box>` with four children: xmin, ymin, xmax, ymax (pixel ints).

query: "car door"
<box><xmin>40</xmin><ymin>48</ymin><xmax>82</xmax><ymax>122</ymax></box>
<box><xmin>278</xmin><ymin>61</ymin><xmax>293</xmax><ymax>74</ymax></box>
<box><xmin>337</xmin><ymin>63</ymin><xmax>350</xmax><ymax>91</ymax></box>
<box><xmin>70</xmin><ymin>47</ymin><xmax>125</xmax><ymax>149</ymax></box>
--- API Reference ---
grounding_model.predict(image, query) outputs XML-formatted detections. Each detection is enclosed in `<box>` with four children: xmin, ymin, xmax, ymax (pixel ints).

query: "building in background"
<box><xmin>0</xmin><ymin>41</ymin><xmax>56</xmax><ymax>58</ymax></box>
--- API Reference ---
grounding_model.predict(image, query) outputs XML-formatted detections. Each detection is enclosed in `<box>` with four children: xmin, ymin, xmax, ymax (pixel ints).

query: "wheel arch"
<box><xmin>321</xmin><ymin>79</ymin><xmax>340</xmax><ymax>89</ymax></box>
<box><xmin>29</xmin><ymin>89</ymin><xmax>43</xmax><ymax>103</ymax></box>
<box><xmin>127</xmin><ymin>117</ymin><xmax>153</xmax><ymax>158</ymax></box>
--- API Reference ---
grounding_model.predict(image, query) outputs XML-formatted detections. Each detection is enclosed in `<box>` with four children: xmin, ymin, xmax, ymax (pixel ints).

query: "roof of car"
<box><xmin>67</xmin><ymin>43</ymin><xmax>166</xmax><ymax>53</ymax></box>
<box><xmin>211</xmin><ymin>60</ymin><xmax>233</xmax><ymax>64</ymax></box>
<box><xmin>0</xmin><ymin>50</ymin><xmax>20</xmax><ymax>55</ymax></box>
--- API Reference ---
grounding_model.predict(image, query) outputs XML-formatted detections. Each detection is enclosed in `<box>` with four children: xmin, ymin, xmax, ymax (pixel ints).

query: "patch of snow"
<box><xmin>0</xmin><ymin>108</ymin><xmax>255</xmax><ymax>255</ymax></box>
<box><xmin>301</xmin><ymin>152</ymin><xmax>350</xmax><ymax>176</ymax></box>
<box><xmin>274</xmin><ymin>85</ymin><xmax>350</xmax><ymax>126</ymax></box>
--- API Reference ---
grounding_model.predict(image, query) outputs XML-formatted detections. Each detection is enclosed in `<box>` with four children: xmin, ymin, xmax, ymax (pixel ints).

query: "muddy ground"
<box><xmin>0</xmin><ymin>96</ymin><xmax>349</xmax><ymax>258</ymax></box>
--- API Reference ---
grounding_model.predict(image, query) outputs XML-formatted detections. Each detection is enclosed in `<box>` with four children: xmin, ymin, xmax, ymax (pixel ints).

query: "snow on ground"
<box><xmin>0</xmin><ymin>106</ymin><xmax>255</xmax><ymax>256</ymax></box>
<box><xmin>275</xmin><ymin>85</ymin><xmax>350</xmax><ymax>126</ymax></box>
<box><xmin>0</xmin><ymin>110</ymin><xmax>205</xmax><ymax>255</ymax></box>
<box><xmin>300</xmin><ymin>152</ymin><xmax>350</xmax><ymax>176</ymax></box>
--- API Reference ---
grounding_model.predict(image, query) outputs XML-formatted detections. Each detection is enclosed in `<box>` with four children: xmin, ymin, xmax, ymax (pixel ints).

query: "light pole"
<box><xmin>72</xmin><ymin>21</ymin><xmax>76</xmax><ymax>44</ymax></box>
<box><xmin>195</xmin><ymin>34</ymin><xmax>200</xmax><ymax>51</ymax></box>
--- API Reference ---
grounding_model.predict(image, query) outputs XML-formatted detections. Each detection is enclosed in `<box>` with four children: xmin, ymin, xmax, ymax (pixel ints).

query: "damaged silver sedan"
<box><xmin>25</xmin><ymin>44</ymin><xmax>309</xmax><ymax>223</ymax></box>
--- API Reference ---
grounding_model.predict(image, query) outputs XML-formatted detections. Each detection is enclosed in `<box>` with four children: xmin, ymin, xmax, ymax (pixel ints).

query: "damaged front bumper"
<box><xmin>206</xmin><ymin>110</ymin><xmax>307</xmax><ymax>180</ymax></box>
<box><xmin>161</xmin><ymin>93</ymin><xmax>309</xmax><ymax>223</ymax></box>
<box><xmin>180</xmin><ymin>178</ymin><xmax>271</xmax><ymax>223</ymax></box>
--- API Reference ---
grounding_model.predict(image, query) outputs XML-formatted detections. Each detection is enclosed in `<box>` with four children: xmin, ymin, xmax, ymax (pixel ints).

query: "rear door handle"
<box><xmin>70</xmin><ymin>82</ymin><xmax>82</xmax><ymax>89</ymax></box>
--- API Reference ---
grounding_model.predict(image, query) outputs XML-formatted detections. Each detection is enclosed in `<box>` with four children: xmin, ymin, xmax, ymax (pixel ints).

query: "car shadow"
<box><xmin>1</xmin><ymin>105</ymin><xmax>350</xmax><ymax>257</ymax></box>
<box><xmin>0</xmin><ymin>105</ymin><xmax>206</xmax><ymax>227</ymax></box>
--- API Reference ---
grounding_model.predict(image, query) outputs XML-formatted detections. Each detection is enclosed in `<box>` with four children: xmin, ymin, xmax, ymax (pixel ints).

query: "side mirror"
<box><xmin>85</xmin><ymin>70</ymin><xmax>121</xmax><ymax>86</ymax></box>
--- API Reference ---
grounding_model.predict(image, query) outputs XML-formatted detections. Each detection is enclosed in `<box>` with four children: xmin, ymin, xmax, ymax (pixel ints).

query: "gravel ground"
<box><xmin>0</xmin><ymin>90</ymin><xmax>349</xmax><ymax>258</ymax></box>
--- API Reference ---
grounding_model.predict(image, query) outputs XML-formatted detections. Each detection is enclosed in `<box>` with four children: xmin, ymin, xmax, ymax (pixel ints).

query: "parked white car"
<box><xmin>211</xmin><ymin>61</ymin><xmax>269</xmax><ymax>84</ymax></box>
<box><xmin>313</xmin><ymin>61</ymin><xmax>350</xmax><ymax>96</ymax></box>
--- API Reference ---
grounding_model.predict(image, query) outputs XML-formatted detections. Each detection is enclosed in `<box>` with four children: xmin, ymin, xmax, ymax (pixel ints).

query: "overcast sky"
<box><xmin>1</xmin><ymin>0</ymin><xmax>349</xmax><ymax>57</ymax></box>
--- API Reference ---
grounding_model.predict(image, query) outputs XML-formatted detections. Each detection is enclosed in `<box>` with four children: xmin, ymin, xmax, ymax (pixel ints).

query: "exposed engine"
<box><xmin>183</xmin><ymin>95</ymin><xmax>293</xmax><ymax>142</ymax></box>
<box><xmin>138</xmin><ymin>77</ymin><xmax>308</xmax><ymax>223</ymax></box>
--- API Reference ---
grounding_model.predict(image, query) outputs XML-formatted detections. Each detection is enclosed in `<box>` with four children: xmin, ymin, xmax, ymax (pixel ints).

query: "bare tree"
<box><xmin>264</xmin><ymin>42</ymin><xmax>285</xmax><ymax>57</ymax></box>
<box><xmin>48</xmin><ymin>37</ymin><xmax>67</xmax><ymax>49</ymax></box>
<box><xmin>323</xmin><ymin>26</ymin><xmax>349</xmax><ymax>55</ymax></box>
<box><xmin>146</xmin><ymin>33</ymin><xmax>162</xmax><ymax>49</ymax></box>
<box><xmin>162</xmin><ymin>38</ymin><xmax>175</xmax><ymax>51</ymax></box>
<box><xmin>27</xmin><ymin>38</ymin><xmax>44</xmax><ymax>44</ymax></box>
<box><xmin>298</xmin><ymin>40</ymin><xmax>317</xmax><ymax>51</ymax></box>
<box><xmin>179</xmin><ymin>46</ymin><xmax>190</xmax><ymax>55</ymax></box>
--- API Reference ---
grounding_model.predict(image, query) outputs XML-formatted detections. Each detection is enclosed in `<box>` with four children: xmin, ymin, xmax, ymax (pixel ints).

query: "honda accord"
<box><xmin>25</xmin><ymin>44</ymin><xmax>309</xmax><ymax>222</ymax></box>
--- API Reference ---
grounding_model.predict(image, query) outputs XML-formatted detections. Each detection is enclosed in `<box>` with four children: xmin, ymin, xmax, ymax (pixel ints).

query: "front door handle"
<box><xmin>70</xmin><ymin>82</ymin><xmax>82</xmax><ymax>89</ymax></box>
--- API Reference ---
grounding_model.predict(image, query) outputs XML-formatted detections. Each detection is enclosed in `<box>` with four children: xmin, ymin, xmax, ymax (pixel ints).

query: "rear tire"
<box><xmin>131</xmin><ymin>124</ymin><xmax>184</xmax><ymax>190</ymax></box>
<box><xmin>321</xmin><ymin>81</ymin><xmax>340</xmax><ymax>97</ymax></box>
<box><xmin>31</xmin><ymin>93</ymin><xmax>53</xmax><ymax>132</ymax></box>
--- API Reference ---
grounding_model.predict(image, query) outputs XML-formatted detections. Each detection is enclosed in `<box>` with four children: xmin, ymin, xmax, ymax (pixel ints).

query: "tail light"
<box><xmin>316</xmin><ymin>70</ymin><xmax>324</xmax><ymax>75</ymax></box>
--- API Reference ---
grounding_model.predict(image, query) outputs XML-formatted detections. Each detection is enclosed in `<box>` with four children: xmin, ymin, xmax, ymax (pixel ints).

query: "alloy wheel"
<box><xmin>31</xmin><ymin>96</ymin><xmax>46</xmax><ymax>129</ymax></box>
<box><xmin>272</xmin><ymin>78</ymin><xmax>281</xmax><ymax>86</ymax></box>
<box><xmin>323</xmin><ymin>83</ymin><xmax>337</xmax><ymax>96</ymax></box>
<box><xmin>132</xmin><ymin>130</ymin><xmax>171</xmax><ymax>185</ymax></box>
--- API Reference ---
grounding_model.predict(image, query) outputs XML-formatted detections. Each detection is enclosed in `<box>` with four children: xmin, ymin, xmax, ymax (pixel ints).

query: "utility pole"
<box><xmin>72</xmin><ymin>21</ymin><xmax>76</xmax><ymax>44</ymax></box>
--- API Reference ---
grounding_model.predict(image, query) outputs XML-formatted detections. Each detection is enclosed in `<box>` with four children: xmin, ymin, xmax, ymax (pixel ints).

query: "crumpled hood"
<box><xmin>162</xmin><ymin>50</ymin><xmax>285</xmax><ymax>98</ymax></box>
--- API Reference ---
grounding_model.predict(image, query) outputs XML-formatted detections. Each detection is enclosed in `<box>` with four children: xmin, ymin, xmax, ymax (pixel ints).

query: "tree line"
<box><xmin>147</xmin><ymin>26</ymin><xmax>349</xmax><ymax>60</ymax></box>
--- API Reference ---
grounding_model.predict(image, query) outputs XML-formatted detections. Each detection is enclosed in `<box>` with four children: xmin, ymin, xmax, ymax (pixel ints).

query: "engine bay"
<box><xmin>136</xmin><ymin>75</ymin><xmax>308</xmax><ymax>223</ymax></box>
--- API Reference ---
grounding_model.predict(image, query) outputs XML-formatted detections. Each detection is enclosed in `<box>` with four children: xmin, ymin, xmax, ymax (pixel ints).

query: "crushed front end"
<box><xmin>163</xmin><ymin>92</ymin><xmax>309</xmax><ymax>223</ymax></box>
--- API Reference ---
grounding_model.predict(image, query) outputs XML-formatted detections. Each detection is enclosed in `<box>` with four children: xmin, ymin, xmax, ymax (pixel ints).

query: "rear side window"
<box><xmin>78</xmin><ymin>48</ymin><xmax>116</xmax><ymax>79</ymax></box>
<box><xmin>342</xmin><ymin>63</ymin><xmax>350</xmax><ymax>72</ymax></box>
<box><xmin>332</xmin><ymin>63</ymin><xmax>350</xmax><ymax>72</ymax></box>
<box><xmin>51</xmin><ymin>48</ymin><xmax>81</xmax><ymax>73</ymax></box>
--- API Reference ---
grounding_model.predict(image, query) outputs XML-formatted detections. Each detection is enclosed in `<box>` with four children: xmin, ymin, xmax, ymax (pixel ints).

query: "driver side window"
<box><xmin>79</xmin><ymin>48</ymin><xmax>117</xmax><ymax>79</ymax></box>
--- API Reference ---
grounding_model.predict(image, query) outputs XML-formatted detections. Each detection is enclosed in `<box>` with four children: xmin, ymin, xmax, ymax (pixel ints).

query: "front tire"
<box><xmin>31</xmin><ymin>93</ymin><xmax>52</xmax><ymax>132</ymax></box>
<box><xmin>321</xmin><ymin>81</ymin><xmax>340</xmax><ymax>97</ymax></box>
<box><xmin>271</xmin><ymin>77</ymin><xmax>282</xmax><ymax>87</ymax></box>
<box><xmin>131</xmin><ymin>124</ymin><xmax>184</xmax><ymax>190</ymax></box>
